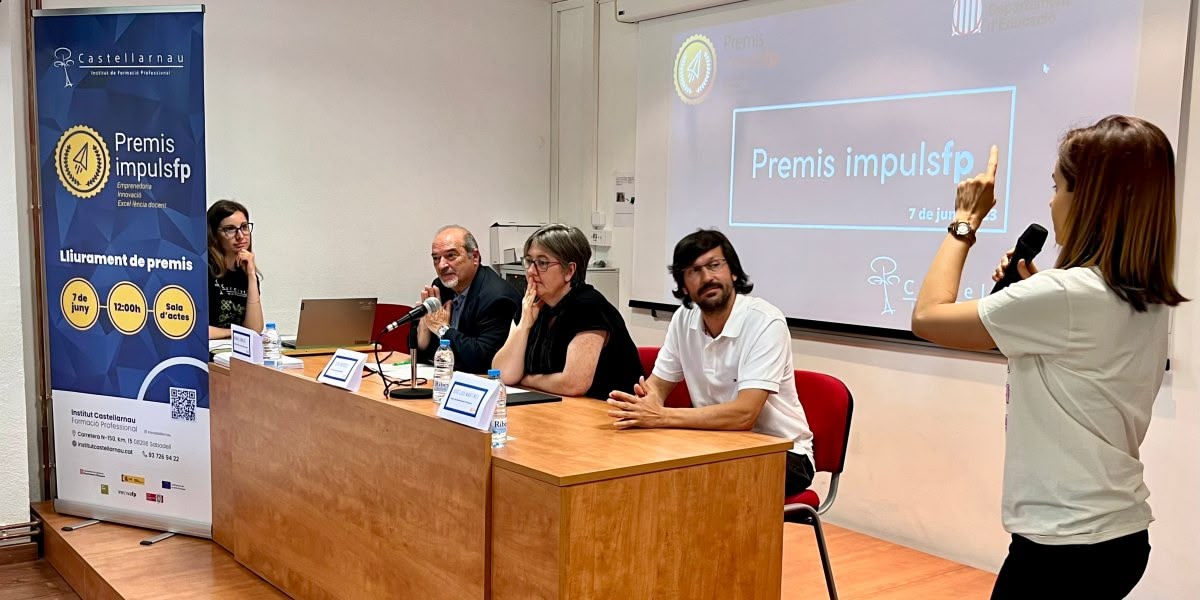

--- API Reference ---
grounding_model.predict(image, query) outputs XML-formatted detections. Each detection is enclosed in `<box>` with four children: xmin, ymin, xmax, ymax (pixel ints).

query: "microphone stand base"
<box><xmin>389</xmin><ymin>387</ymin><xmax>433</xmax><ymax>400</ymax></box>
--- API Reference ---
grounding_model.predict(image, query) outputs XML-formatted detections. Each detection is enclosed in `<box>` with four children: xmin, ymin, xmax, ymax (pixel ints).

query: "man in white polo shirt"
<box><xmin>607</xmin><ymin>229</ymin><xmax>815</xmax><ymax>496</ymax></box>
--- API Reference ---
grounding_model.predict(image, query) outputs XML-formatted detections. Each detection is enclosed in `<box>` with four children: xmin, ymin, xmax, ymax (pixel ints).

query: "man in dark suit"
<box><xmin>407</xmin><ymin>225</ymin><xmax>521</xmax><ymax>374</ymax></box>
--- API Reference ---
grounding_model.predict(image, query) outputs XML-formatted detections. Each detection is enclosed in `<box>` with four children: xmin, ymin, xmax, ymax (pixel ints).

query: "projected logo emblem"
<box><xmin>952</xmin><ymin>0</ymin><xmax>984</xmax><ymax>36</ymax></box>
<box><xmin>674</xmin><ymin>34</ymin><xmax>716</xmax><ymax>105</ymax></box>
<box><xmin>53</xmin><ymin>48</ymin><xmax>75</xmax><ymax>88</ymax></box>
<box><xmin>868</xmin><ymin>257</ymin><xmax>900</xmax><ymax>315</ymax></box>
<box><xmin>54</xmin><ymin>125</ymin><xmax>110</xmax><ymax>199</ymax></box>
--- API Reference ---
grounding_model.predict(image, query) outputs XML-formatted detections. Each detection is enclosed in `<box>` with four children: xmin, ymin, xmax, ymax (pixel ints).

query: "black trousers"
<box><xmin>991</xmin><ymin>530</ymin><xmax>1150</xmax><ymax>600</ymax></box>
<box><xmin>784</xmin><ymin>452</ymin><xmax>815</xmax><ymax>498</ymax></box>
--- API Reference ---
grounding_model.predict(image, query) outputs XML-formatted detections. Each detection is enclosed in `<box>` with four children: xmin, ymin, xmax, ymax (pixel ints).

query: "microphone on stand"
<box><xmin>377</xmin><ymin>295</ymin><xmax>445</xmax><ymax>401</ymax></box>
<box><xmin>377</xmin><ymin>296</ymin><xmax>442</xmax><ymax>339</ymax></box>
<box><xmin>992</xmin><ymin>224</ymin><xmax>1049</xmax><ymax>293</ymax></box>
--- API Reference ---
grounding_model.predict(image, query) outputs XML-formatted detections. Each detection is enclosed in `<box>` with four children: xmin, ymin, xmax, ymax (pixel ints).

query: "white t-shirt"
<box><xmin>978</xmin><ymin>267</ymin><xmax>1167</xmax><ymax>545</ymax></box>
<box><xmin>653</xmin><ymin>294</ymin><xmax>814</xmax><ymax>462</ymax></box>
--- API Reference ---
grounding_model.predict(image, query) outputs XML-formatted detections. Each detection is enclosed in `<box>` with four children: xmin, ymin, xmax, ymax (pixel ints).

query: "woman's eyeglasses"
<box><xmin>218</xmin><ymin>223</ymin><xmax>254</xmax><ymax>238</ymax></box>
<box><xmin>523</xmin><ymin>257</ymin><xmax>562</xmax><ymax>271</ymax></box>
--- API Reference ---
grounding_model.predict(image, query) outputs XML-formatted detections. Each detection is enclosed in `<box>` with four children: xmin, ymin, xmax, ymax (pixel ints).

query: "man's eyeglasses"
<box><xmin>678</xmin><ymin>258</ymin><xmax>728</xmax><ymax>279</ymax></box>
<box><xmin>218</xmin><ymin>223</ymin><xmax>254</xmax><ymax>238</ymax></box>
<box><xmin>432</xmin><ymin>251</ymin><xmax>463</xmax><ymax>264</ymax></box>
<box><xmin>523</xmin><ymin>257</ymin><xmax>562</xmax><ymax>272</ymax></box>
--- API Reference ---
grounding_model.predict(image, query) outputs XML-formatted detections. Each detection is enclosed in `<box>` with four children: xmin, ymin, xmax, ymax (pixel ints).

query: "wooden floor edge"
<box><xmin>0</xmin><ymin>540</ymin><xmax>38</xmax><ymax>566</ymax></box>
<box><xmin>32</xmin><ymin>501</ymin><xmax>285</xmax><ymax>600</ymax></box>
<box><xmin>34</xmin><ymin>502</ymin><xmax>91</xmax><ymax>598</ymax></box>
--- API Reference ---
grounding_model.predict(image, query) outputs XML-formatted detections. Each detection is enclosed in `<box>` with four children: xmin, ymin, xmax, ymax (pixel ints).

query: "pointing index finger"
<box><xmin>987</xmin><ymin>145</ymin><xmax>999</xmax><ymax>180</ymax></box>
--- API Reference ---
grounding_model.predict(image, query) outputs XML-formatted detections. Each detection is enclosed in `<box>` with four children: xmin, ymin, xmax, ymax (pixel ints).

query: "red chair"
<box><xmin>635</xmin><ymin>346</ymin><xmax>693</xmax><ymax>408</ymax></box>
<box><xmin>784</xmin><ymin>370</ymin><xmax>854</xmax><ymax>600</ymax></box>
<box><xmin>372</xmin><ymin>303</ymin><xmax>412</xmax><ymax>353</ymax></box>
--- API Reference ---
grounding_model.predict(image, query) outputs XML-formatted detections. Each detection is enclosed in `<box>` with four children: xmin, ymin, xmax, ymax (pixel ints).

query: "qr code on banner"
<box><xmin>170</xmin><ymin>387</ymin><xmax>197</xmax><ymax>422</ymax></box>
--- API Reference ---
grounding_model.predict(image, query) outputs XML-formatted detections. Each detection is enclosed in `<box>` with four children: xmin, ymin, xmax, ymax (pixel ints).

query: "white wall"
<box><xmin>598</xmin><ymin>2</ymin><xmax>640</xmax><ymax>311</ymax></box>
<box><xmin>590</xmin><ymin>1</ymin><xmax>1200</xmax><ymax>597</ymax></box>
<box><xmin>0</xmin><ymin>0</ymin><xmax>34</xmax><ymax>526</ymax></box>
<box><xmin>552</xmin><ymin>0</ymin><xmax>599</xmax><ymax>231</ymax></box>
<box><xmin>43</xmin><ymin>0</ymin><xmax>555</xmax><ymax>334</ymax></box>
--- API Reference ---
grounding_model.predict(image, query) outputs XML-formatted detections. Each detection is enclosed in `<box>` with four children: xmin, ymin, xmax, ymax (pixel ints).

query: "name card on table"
<box><xmin>317</xmin><ymin>349</ymin><xmax>368</xmax><ymax>392</ymax></box>
<box><xmin>230</xmin><ymin>324</ymin><xmax>263</xmax><ymax>364</ymax></box>
<box><xmin>436</xmin><ymin>372</ymin><xmax>501</xmax><ymax>431</ymax></box>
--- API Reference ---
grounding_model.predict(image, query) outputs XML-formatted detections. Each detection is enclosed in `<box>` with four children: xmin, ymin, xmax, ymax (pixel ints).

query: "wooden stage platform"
<box><xmin>31</xmin><ymin>501</ymin><xmax>994</xmax><ymax>599</ymax></box>
<box><xmin>32</xmin><ymin>502</ymin><xmax>282</xmax><ymax>599</ymax></box>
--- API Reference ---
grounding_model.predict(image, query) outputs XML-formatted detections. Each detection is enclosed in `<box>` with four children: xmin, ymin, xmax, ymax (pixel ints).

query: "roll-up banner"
<box><xmin>33</xmin><ymin>5</ymin><xmax>210</xmax><ymax>537</ymax></box>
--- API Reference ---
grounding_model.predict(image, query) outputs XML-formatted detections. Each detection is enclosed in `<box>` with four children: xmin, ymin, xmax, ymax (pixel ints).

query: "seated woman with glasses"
<box><xmin>491</xmin><ymin>224</ymin><xmax>643</xmax><ymax>399</ymax></box>
<box><xmin>207</xmin><ymin>199</ymin><xmax>264</xmax><ymax>339</ymax></box>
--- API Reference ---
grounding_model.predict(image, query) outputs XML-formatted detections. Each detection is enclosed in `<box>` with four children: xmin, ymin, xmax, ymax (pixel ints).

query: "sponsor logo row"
<box><xmin>100</xmin><ymin>484</ymin><xmax>167</xmax><ymax>504</ymax></box>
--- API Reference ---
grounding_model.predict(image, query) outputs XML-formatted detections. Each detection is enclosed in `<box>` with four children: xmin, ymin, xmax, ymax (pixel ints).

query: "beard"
<box><xmin>695</xmin><ymin>282</ymin><xmax>732</xmax><ymax>312</ymax></box>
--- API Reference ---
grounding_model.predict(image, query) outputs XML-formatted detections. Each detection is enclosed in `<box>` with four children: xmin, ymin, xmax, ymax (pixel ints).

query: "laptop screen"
<box><xmin>286</xmin><ymin>298</ymin><xmax>378</xmax><ymax>348</ymax></box>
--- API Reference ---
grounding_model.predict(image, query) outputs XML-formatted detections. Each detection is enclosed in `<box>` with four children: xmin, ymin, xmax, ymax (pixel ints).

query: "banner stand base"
<box><xmin>140</xmin><ymin>532</ymin><xmax>176</xmax><ymax>546</ymax></box>
<box><xmin>61</xmin><ymin>519</ymin><xmax>100</xmax><ymax>532</ymax></box>
<box><xmin>54</xmin><ymin>498</ymin><xmax>212</xmax><ymax>539</ymax></box>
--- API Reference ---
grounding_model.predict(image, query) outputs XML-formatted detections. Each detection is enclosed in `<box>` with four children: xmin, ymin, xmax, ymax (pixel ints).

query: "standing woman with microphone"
<box><xmin>208</xmin><ymin>199</ymin><xmax>264</xmax><ymax>339</ymax></box>
<box><xmin>911</xmin><ymin>115</ymin><xmax>1186</xmax><ymax>599</ymax></box>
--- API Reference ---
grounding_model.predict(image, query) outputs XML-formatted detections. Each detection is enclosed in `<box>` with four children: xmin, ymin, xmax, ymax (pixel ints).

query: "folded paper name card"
<box><xmin>317</xmin><ymin>349</ymin><xmax>367</xmax><ymax>392</ymax></box>
<box><xmin>436</xmin><ymin>372</ymin><xmax>500</xmax><ymax>431</ymax></box>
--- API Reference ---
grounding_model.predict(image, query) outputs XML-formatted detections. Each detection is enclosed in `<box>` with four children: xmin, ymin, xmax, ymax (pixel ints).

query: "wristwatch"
<box><xmin>436</xmin><ymin>325</ymin><xmax>450</xmax><ymax>338</ymax></box>
<box><xmin>947</xmin><ymin>221</ymin><xmax>977</xmax><ymax>247</ymax></box>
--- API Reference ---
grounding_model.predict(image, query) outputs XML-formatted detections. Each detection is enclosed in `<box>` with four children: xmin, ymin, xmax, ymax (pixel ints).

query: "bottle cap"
<box><xmin>487</xmin><ymin>369</ymin><xmax>500</xmax><ymax>378</ymax></box>
<box><xmin>266</xmin><ymin>322</ymin><xmax>276</xmax><ymax>329</ymax></box>
<box><xmin>440</xmin><ymin>339</ymin><xmax>451</xmax><ymax>347</ymax></box>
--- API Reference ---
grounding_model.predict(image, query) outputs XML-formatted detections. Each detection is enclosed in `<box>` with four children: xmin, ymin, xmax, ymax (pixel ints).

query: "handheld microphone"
<box><xmin>991</xmin><ymin>224</ymin><xmax>1049</xmax><ymax>293</ymax></box>
<box><xmin>378</xmin><ymin>296</ymin><xmax>442</xmax><ymax>337</ymax></box>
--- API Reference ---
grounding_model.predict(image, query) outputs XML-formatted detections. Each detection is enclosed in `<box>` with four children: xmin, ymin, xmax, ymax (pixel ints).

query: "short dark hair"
<box><xmin>524</xmin><ymin>224</ymin><xmax>591</xmax><ymax>286</ymax></box>
<box><xmin>669</xmin><ymin>229</ymin><xmax>753</xmax><ymax>308</ymax></box>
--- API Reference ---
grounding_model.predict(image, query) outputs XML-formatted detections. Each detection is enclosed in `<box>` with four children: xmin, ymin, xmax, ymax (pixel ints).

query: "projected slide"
<box><xmin>729</xmin><ymin>87</ymin><xmax>1014</xmax><ymax>231</ymax></box>
<box><xmin>634</xmin><ymin>0</ymin><xmax>1187</xmax><ymax>334</ymax></box>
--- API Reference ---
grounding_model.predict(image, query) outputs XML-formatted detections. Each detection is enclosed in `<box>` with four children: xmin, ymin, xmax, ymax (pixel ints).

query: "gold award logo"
<box><xmin>674</xmin><ymin>34</ymin><xmax>716</xmax><ymax>105</ymax></box>
<box><xmin>54</xmin><ymin>125</ymin><xmax>111</xmax><ymax>199</ymax></box>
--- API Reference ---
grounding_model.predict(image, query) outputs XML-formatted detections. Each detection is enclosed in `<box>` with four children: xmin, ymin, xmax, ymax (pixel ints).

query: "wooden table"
<box><xmin>211</xmin><ymin>356</ymin><xmax>790</xmax><ymax>599</ymax></box>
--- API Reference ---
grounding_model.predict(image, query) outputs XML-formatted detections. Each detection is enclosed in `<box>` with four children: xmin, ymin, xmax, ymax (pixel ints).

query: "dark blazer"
<box><xmin>408</xmin><ymin>265</ymin><xmax>521</xmax><ymax>374</ymax></box>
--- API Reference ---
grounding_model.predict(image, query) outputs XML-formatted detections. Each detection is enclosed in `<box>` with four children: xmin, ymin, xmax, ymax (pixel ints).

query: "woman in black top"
<box><xmin>208</xmin><ymin>199</ymin><xmax>264</xmax><ymax>339</ymax></box>
<box><xmin>492</xmin><ymin>224</ymin><xmax>643</xmax><ymax>399</ymax></box>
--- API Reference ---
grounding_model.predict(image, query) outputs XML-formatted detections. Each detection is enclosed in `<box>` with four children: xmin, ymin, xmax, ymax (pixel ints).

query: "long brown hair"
<box><xmin>207</xmin><ymin>199</ymin><xmax>252</xmax><ymax>279</ymax></box>
<box><xmin>1055</xmin><ymin>115</ymin><xmax>1187</xmax><ymax>312</ymax></box>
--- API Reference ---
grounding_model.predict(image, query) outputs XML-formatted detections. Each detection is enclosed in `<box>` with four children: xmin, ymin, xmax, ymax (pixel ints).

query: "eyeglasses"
<box><xmin>680</xmin><ymin>258</ymin><xmax>728</xmax><ymax>279</ymax></box>
<box><xmin>432</xmin><ymin>251</ymin><xmax>463</xmax><ymax>264</ymax></box>
<box><xmin>523</xmin><ymin>257</ymin><xmax>562</xmax><ymax>272</ymax></box>
<box><xmin>218</xmin><ymin>223</ymin><xmax>254</xmax><ymax>238</ymax></box>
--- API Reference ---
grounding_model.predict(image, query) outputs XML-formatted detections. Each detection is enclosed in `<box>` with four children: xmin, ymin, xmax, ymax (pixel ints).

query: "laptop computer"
<box><xmin>281</xmin><ymin>297</ymin><xmax>378</xmax><ymax>349</ymax></box>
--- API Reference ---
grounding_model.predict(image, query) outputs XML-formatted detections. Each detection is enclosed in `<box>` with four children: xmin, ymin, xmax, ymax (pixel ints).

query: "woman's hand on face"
<box><xmin>954</xmin><ymin>145</ymin><xmax>999</xmax><ymax>228</ymax></box>
<box><xmin>236</xmin><ymin>249</ymin><xmax>256</xmax><ymax>274</ymax></box>
<box><xmin>520</xmin><ymin>282</ymin><xmax>542</xmax><ymax>326</ymax></box>
<box><xmin>992</xmin><ymin>247</ymin><xmax>1039</xmax><ymax>282</ymax></box>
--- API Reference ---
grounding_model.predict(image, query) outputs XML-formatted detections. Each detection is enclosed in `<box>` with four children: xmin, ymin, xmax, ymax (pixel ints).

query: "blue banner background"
<box><xmin>35</xmin><ymin>11</ymin><xmax>208</xmax><ymax>408</ymax></box>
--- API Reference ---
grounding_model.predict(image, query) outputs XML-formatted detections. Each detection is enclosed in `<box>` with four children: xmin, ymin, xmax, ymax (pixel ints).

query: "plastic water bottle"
<box><xmin>432</xmin><ymin>339</ymin><xmax>454</xmax><ymax>404</ymax></box>
<box><xmin>489</xmin><ymin>368</ymin><xmax>507</xmax><ymax>448</ymax></box>
<box><xmin>262</xmin><ymin>322</ymin><xmax>281</xmax><ymax>367</ymax></box>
